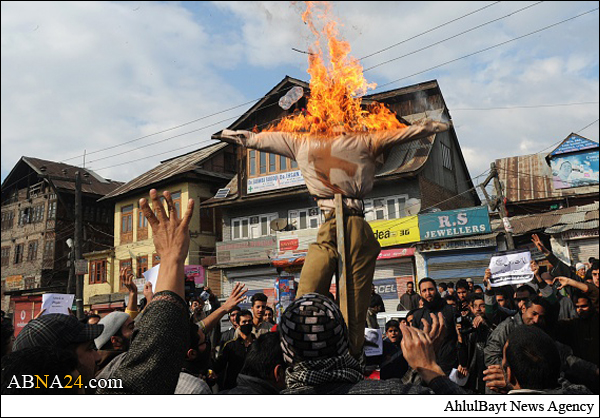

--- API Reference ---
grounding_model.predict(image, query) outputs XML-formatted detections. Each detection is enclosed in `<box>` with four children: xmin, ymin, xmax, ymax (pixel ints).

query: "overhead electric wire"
<box><xmin>359</xmin><ymin>1</ymin><xmax>502</xmax><ymax>60</ymax></box>
<box><xmin>371</xmin><ymin>6</ymin><xmax>599</xmax><ymax>93</ymax></box>
<box><xmin>363</xmin><ymin>1</ymin><xmax>545</xmax><ymax>72</ymax></box>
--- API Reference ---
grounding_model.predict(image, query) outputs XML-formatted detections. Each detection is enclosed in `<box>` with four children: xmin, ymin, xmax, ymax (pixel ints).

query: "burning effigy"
<box><xmin>221</xmin><ymin>1</ymin><xmax>449</xmax><ymax>358</ymax></box>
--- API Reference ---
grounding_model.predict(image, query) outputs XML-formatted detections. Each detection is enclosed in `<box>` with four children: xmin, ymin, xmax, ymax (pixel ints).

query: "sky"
<box><xmin>2</xmin><ymin>1</ymin><xmax>599</xmax><ymax>191</ymax></box>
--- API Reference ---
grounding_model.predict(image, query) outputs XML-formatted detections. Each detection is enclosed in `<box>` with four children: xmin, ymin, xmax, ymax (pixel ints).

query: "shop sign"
<box><xmin>369</xmin><ymin>215</ymin><xmax>420</xmax><ymax>247</ymax></box>
<box><xmin>419</xmin><ymin>207</ymin><xmax>491</xmax><ymax>241</ymax></box>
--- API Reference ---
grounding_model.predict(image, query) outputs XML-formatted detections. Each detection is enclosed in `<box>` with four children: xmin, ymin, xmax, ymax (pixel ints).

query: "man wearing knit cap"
<box><xmin>13</xmin><ymin>313</ymin><xmax>103</xmax><ymax>390</ymax></box>
<box><xmin>94</xmin><ymin>311</ymin><xmax>135</xmax><ymax>375</ymax></box>
<box><xmin>279</xmin><ymin>292</ymin><xmax>442</xmax><ymax>395</ymax></box>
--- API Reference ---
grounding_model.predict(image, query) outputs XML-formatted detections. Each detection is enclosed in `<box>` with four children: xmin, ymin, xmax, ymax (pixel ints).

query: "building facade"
<box><xmin>83</xmin><ymin>143</ymin><xmax>235</xmax><ymax>313</ymax></box>
<box><xmin>1</xmin><ymin>157</ymin><xmax>122</xmax><ymax>334</ymax></box>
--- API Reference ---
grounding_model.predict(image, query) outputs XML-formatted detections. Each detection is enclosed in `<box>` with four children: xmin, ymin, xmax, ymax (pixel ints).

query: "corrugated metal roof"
<box><xmin>496</xmin><ymin>153</ymin><xmax>598</xmax><ymax>203</ymax></box>
<box><xmin>101</xmin><ymin>142</ymin><xmax>229</xmax><ymax>200</ymax></box>
<box><xmin>491</xmin><ymin>201</ymin><xmax>599</xmax><ymax>235</ymax></box>
<box><xmin>545</xmin><ymin>219</ymin><xmax>599</xmax><ymax>234</ymax></box>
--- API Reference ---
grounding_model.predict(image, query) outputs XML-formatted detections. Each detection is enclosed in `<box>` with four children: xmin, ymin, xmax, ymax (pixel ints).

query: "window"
<box><xmin>137</xmin><ymin>256</ymin><xmax>148</xmax><ymax>278</ymax></box>
<box><xmin>249</xmin><ymin>150</ymin><xmax>256</xmax><ymax>176</ymax></box>
<box><xmin>152</xmin><ymin>253</ymin><xmax>160</xmax><ymax>267</ymax></box>
<box><xmin>14</xmin><ymin>244</ymin><xmax>24</xmax><ymax>264</ymax></box>
<box><xmin>364</xmin><ymin>195</ymin><xmax>408</xmax><ymax>221</ymax></box>
<box><xmin>247</xmin><ymin>151</ymin><xmax>299</xmax><ymax>178</ymax></box>
<box><xmin>231</xmin><ymin>213</ymin><xmax>278</xmax><ymax>240</ymax></box>
<box><xmin>121</xmin><ymin>205</ymin><xmax>133</xmax><ymax>244</ymax></box>
<box><xmin>1</xmin><ymin>211</ymin><xmax>14</xmax><ymax>231</ymax></box>
<box><xmin>1</xmin><ymin>247</ymin><xmax>10</xmax><ymax>267</ymax></box>
<box><xmin>31</xmin><ymin>204</ymin><xmax>45</xmax><ymax>223</ymax></box>
<box><xmin>27</xmin><ymin>241</ymin><xmax>38</xmax><ymax>261</ymax></box>
<box><xmin>289</xmin><ymin>208</ymin><xmax>321</xmax><ymax>230</ymax></box>
<box><xmin>18</xmin><ymin>208</ymin><xmax>31</xmax><ymax>226</ymax></box>
<box><xmin>200</xmin><ymin>207</ymin><xmax>215</xmax><ymax>233</ymax></box>
<box><xmin>259</xmin><ymin>152</ymin><xmax>267</xmax><ymax>174</ymax></box>
<box><xmin>47</xmin><ymin>201</ymin><xmax>57</xmax><ymax>220</ymax></box>
<box><xmin>441</xmin><ymin>143</ymin><xmax>453</xmax><ymax>170</ymax></box>
<box><xmin>24</xmin><ymin>277</ymin><xmax>36</xmax><ymax>290</ymax></box>
<box><xmin>137</xmin><ymin>209</ymin><xmax>148</xmax><ymax>241</ymax></box>
<box><xmin>44</xmin><ymin>240</ymin><xmax>55</xmax><ymax>261</ymax></box>
<box><xmin>159</xmin><ymin>191</ymin><xmax>182</xmax><ymax>218</ymax></box>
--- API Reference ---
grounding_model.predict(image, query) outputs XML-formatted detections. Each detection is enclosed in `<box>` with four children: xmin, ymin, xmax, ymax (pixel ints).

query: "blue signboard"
<box><xmin>550</xmin><ymin>134</ymin><xmax>598</xmax><ymax>156</ymax></box>
<box><xmin>419</xmin><ymin>206</ymin><xmax>491</xmax><ymax>241</ymax></box>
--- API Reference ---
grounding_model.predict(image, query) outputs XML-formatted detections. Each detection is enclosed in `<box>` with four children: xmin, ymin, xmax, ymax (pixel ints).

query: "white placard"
<box><xmin>364</xmin><ymin>328</ymin><xmax>383</xmax><ymax>357</ymax></box>
<box><xmin>41</xmin><ymin>293</ymin><xmax>75</xmax><ymax>316</ymax></box>
<box><xmin>488</xmin><ymin>251</ymin><xmax>534</xmax><ymax>287</ymax></box>
<box><xmin>142</xmin><ymin>264</ymin><xmax>160</xmax><ymax>293</ymax></box>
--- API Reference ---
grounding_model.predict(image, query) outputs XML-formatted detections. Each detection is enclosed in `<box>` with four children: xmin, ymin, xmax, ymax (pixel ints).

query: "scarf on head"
<box><xmin>285</xmin><ymin>353</ymin><xmax>364</xmax><ymax>390</ymax></box>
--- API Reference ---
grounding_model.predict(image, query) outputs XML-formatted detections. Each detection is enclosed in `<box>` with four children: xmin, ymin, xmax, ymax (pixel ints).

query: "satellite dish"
<box><xmin>270</xmin><ymin>218</ymin><xmax>289</xmax><ymax>232</ymax></box>
<box><xmin>405</xmin><ymin>198</ymin><xmax>422</xmax><ymax>216</ymax></box>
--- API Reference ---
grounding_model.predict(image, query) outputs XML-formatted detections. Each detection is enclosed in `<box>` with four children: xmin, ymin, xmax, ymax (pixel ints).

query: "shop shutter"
<box><xmin>373</xmin><ymin>260</ymin><xmax>415</xmax><ymax>312</ymax></box>
<box><xmin>568</xmin><ymin>238</ymin><xmax>599</xmax><ymax>265</ymax></box>
<box><xmin>425</xmin><ymin>250</ymin><xmax>496</xmax><ymax>284</ymax></box>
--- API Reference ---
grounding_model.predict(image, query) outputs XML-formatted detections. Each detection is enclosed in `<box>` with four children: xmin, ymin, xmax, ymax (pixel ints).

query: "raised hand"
<box><xmin>121</xmin><ymin>267</ymin><xmax>137</xmax><ymax>294</ymax></box>
<box><xmin>222</xmin><ymin>282</ymin><xmax>247</xmax><ymax>313</ymax></box>
<box><xmin>139</xmin><ymin>189</ymin><xmax>194</xmax><ymax>299</ymax></box>
<box><xmin>143</xmin><ymin>282</ymin><xmax>154</xmax><ymax>303</ymax></box>
<box><xmin>483</xmin><ymin>364</ymin><xmax>511</xmax><ymax>393</ymax></box>
<box><xmin>531</xmin><ymin>234</ymin><xmax>549</xmax><ymax>255</ymax></box>
<box><xmin>400</xmin><ymin>323</ymin><xmax>445</xmax><ymax>384</ymax></box>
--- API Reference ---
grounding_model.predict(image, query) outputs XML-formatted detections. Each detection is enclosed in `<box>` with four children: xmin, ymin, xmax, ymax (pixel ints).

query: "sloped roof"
<box><xmin>2</xmin><ymin>157</ymin><xmax>123</xmax><ymax>197</ymax></box>
<box><xmin>100</xmin><ymin>142</ymin><xmax>230</xmax><ymax>201</ymax></box>
<box><xmin>490</xmin><ymin>201</ymin><xmax>599</xmax><ymax>235</ymax></box>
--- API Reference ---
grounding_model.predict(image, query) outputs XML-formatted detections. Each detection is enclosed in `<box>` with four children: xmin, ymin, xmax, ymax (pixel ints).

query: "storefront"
<box><xmin>417</xmin><ymin>206</ymin><xmax>495</xmax><ymax>286</ymax></box>
<box><xmin>373</xmin><ymin>248</ymin><xmax>416</xmax><ymax>312</ymax></box>
<box><xmin>419</xmin><ymin>234</ymin><xmax>499</xmax><ymax>285</ymax></box>
<box><xmin>11</xmin><ymin>295</ymin><xmax>43</xmax><ymax>337</ymax></box>
<box><xmin>563</xmin><ymin>230</ymin><xmax>599</xmax><ymax>266</ymax></box>
<box><xmin>215</xmin><ymin>236</ymin><xmax>278</xmax><ymax>309</ymax></box>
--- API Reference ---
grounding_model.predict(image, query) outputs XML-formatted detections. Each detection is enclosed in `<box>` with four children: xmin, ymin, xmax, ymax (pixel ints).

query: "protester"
<box><xmin>215</xmin><ymin>309</ymin><xmax>255</xmax><ymax>391</ymax></box>
<box><xmin>219</xmin><ymin>332</ymin><xmax>286</xmax><ymax>395</ymax></box>
<box><xmin>446</xmin><ymin>282</ymin><xmax>455</xmax><ymax>297</ymax></box>
<box><xmin>175</xmin><ymin>322</ymin><xmax>212</xmax><ymax>394</ymax></box>
<box><xmin>371</xmin><ymin>284</ymin><xmax>385</xmax><ymax>312</ymax></box>
<box><xmin>380</xmin><ymin>320</ymin><xmax>408</xmax><ymax>380</ymax></box>
<box><xmin>12</xmin><ymin>313</ymin><xmax>103</xmax><ymax>391</ymax></box>
<box><xmin>95</xmin><ymin>189</ymin><xmax>195</xmax><ymax>394</ymax></box>
<box><xmin>366</xmin><ymin>294</ymin><xmax>383</xmax><ymax>329</ymax></box>
<box><xmin>437</xmin><ymin>282</ymin><xmax>448</xmax><ymax>298</ymax></box>
<box><xmin>250</xmin><ymin>293</ymin><xmax>271</xmax><ymax>337</ymax></box>
<box><xmin>397</xmin><ymin>281</ymin><xmax>420</xmax><ymax>311</ymax></box>
<box><xmin>264</xmin><ymin>306</ymin><xmax>275</xmax><ymax>325</ymax></box>
<box><xmin>279</xmin><ymin>293</ymin><xmax>438</xmax><ymax>394</ymax></box>
<box><xmin>411</xmin><ymin>278</ymin><xmax>458</xmax><ymax>375</ymax></box>
<box><xmin>219</xmin><ymin>306</ymin><xmax>241</xmax><ymax>351</ymax></box>
<box><xmin>94</xmin><ymin>311</ymin><xmax>135</xmax><ymax>374</ymax></box>
<box><xmin>456</xmin><ymin>294</ymin><xmax>492</xmax><ymax>394</ymax></box>
<box><xmin>466</xmin><ymin>278</ymin><xmax>475</xmax><ymax>292</ymax></box>
<box><xmin>553</xmin><ymin>281</ymin><xmax>599</xmax><ymax>367</ymax></box>
<box><xmin>1</xmin><ymin>346</ymin><xmax>84</xmax><ymax>394</ymax></box>
<box><xmin>454</xmin><ymin>279</ymin><xmax>470</xmax><ymax>314</ymax></box>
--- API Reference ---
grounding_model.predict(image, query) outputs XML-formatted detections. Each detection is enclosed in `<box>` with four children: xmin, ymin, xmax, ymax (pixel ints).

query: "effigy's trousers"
<box><xmin>297</xmin><ymin>212</ymin><xmax>381</xmax><ymax>359</ymax></box>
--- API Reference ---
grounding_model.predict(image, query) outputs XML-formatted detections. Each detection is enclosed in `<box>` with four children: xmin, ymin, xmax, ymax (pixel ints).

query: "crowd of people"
<box><xmin>1</xmin><ymin>190</ymin><xmax>598</xmax><ymax>397</ymax></box>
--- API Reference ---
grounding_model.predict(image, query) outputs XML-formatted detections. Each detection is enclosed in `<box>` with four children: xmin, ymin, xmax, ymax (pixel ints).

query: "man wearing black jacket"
<box><xmin>411</xmin><ymin>277</ymin><xmax>458</xmax><ymax>375</ymax></box>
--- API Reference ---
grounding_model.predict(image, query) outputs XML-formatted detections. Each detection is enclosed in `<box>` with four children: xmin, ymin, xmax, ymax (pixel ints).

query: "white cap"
<box><xmin>575</xmin><ymin>263</ymin><xmax>586</xmax><ymax>271</ymax></box>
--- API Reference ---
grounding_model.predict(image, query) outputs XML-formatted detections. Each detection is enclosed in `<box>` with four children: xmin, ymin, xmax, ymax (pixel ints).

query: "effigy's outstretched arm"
<box><xmin>370</xmin><ymin>119</ymin><xmax>452</xmax><ymax>155</ymax></box>
<box><xmin>220</xmin><ymin>129</ymin><xmax>299</xmax><ymax>160</ymax></box>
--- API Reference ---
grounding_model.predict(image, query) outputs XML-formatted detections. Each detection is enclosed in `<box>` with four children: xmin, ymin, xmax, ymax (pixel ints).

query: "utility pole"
<box><xmin>74</xmin><ymin>171</ymin><xmax>84</xmax><ymax>319</ymax></box>
<box><xmin>41</xmin><ymin>167</ymin><xmax>89</xmax><ymax>319</ymax></box>
<box><xmin>480</xmin><ymin>162</ymin><xmax>515</xmax><ymax>250</ymax></box>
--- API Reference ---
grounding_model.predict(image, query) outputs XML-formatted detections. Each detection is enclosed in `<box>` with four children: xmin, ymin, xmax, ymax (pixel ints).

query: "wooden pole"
<box><xmin>334</xmin><ymin>194</ymin><xmax>349</xmax><ymax>322</ymax></box>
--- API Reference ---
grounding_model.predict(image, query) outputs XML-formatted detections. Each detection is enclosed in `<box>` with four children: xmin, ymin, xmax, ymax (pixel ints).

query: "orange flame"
<box><xmin>265</xmin><ymin>1</ymin><xmax>406</xmax><ymax>137</ymax></box>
